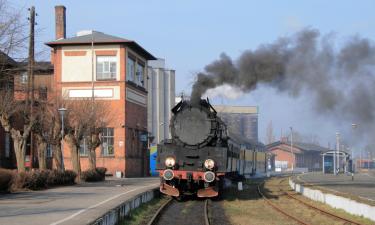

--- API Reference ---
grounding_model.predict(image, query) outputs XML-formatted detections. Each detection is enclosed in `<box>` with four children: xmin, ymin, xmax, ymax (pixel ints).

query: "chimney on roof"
<box><xmin>55</xmin><ymin>5</ymin><xmax>66</xmax><ymax>40</ymax></box>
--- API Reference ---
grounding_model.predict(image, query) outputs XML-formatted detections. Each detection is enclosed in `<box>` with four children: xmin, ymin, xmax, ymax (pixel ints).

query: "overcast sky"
<box><xmin>11</xmin><ymin>0</ymin><xmax>375</xmax><ymax>148</ymax></box>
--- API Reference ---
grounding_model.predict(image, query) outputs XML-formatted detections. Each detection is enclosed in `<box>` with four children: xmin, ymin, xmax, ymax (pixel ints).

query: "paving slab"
<box><xmin>298</xmin><ymin>173</ymin><xmax>375</xmax><ymax>202</ymax></box>
<box><xmin>0</xmin><ymin>177</ymin><xmax>159</xmax><ymax>225</ymax></box>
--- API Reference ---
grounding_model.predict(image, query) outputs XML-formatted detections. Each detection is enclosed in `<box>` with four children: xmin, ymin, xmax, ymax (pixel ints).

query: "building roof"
<box><xmin>0</xmin><ymin>50</ymin><xmax>17</xmax><ymax>66</ymax></box>
<box><xmin>45</xmin><ymin>31</ymin><xmax>156</xmax><ymax>60</ymax></box>
<box><xmin>267</xmin><ymin>141</ymin><xmax>329</xmax><ymax>153</ymax></box>
<box><xmin>17</xmin><ymin>61</ymin><xmax>54</xmax><ymax>72</ymax></box>
<box><xmin>214</xmin><ymin>105</ymin><xmax>258</xmax><ymax>114</ymax></box>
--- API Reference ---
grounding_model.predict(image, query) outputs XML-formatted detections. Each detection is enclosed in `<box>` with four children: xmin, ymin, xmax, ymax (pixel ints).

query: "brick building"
<box><xmin>267</xmin><ymin>140</ymin><xmax>328</xmax><ymax>172</ymax></box>
<box><xmin>46</xmin><ymin>6</ymin><xmax>156</xmax><ymax>177</ymax></box>
<box><xmin>0</xmin><ymin>50</ymin><xmax>54</xmax><ymax>169</ymax></box>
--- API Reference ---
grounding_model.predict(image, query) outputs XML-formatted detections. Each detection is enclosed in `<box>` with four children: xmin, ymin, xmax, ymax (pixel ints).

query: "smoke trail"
<box><xmin>191</xmin><ymin>28</ymin><xmax>375</xmax><ymax>141</ymax></box>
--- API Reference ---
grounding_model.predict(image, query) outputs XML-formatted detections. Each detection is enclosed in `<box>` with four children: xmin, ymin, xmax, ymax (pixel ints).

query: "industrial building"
<box><xmin>147</xmin><ymin>59</ymin><xmax>175</xmax><ymax>144</ymax></box>
<box><xmin>214</xmin><ymin>105</ymin><xmax>259</xmax><ymax>142</ymax></box>
<box><xmin>267</xmin><ymin>140</ymin><xmax>329</xmax><ymax>172</ymax></box>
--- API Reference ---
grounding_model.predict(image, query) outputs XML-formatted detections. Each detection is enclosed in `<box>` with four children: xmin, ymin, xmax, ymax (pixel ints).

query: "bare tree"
<box><xmin>266</xmin><ymin>120</ymin><xmax>275</xmax><ymax>144</ymax></box>
<box><xmin>0</xmin><ymin>90</ymin><xmax>36</xmax><ymax>172</ymax></box>
<box><xmin>64</xmin><ymin>99</ymin><xmax>111</xmax><ymax>179</ymax></box>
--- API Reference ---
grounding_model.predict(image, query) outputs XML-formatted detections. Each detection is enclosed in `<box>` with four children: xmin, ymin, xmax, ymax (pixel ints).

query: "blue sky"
<box><xmin>11</xmin><ymin>0</ymin><xmax>375</xmax><ymax>147</ymax></box>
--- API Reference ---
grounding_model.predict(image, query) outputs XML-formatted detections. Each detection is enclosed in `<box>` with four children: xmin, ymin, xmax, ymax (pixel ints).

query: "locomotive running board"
<box><xmin>160</xmin><ymin>183</ymin><xmax>180</xmax><ymax>197</ymax></box>
<box><xmin>197</xmin><ymin>186</ymin><xmax>218</xmax><ymax>198</ymax></box>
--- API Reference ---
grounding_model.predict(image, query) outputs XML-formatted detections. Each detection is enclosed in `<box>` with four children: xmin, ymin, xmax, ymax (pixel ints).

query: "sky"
<box><xmin>10</xmin><ymin>0</ymin><xmax>375</xmax><ymax>149</ymax></box>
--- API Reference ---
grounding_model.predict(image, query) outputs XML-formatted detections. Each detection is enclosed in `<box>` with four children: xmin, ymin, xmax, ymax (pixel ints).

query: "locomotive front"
<box><xmin>156</xmin><ymin>99</ymin><xmax>228</xmax><ymax>198</ymax></box>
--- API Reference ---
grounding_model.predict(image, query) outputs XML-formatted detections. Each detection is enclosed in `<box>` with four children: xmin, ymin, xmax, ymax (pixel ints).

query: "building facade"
<box><xmin>147</xmin><ymin>59</ymin><xmax>175</xmax><ymax>144</ymax></box>
<box><xmin>214</xmin><ymin>105</ymin><xmax>258</xmax><ymax>142</ymax></box>
<box><xmin>267</xmin><ymin>141</ymin><xmax>328</xmax><ymax>172</ymax></box>
<box><xmin>46</xmin><ymin>6</ymin><xmax>156</xmax><ymax>177</ymax></box>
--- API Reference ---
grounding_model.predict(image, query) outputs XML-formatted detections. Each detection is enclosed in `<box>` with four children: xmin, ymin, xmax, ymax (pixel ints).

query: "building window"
<box><xmin>136</xmin><ymin>62</ymin><xmax>145</xmax><ymax>86</ymax></box>
<box><xmin>21</xmin><ymin>72</ymin><xmax>28</xmax><ymax>84</ymax></box>
<box><xmin>46</xmin><ymin>144</ymin><xmax>53</xmax><ymax>158</ymax></box>
<box><xmin>126</xmin><ymin>57</ymin><xmax>135</xmax><ymax>82</ymax></box>
<box><xmin>96</xmin><ymin>56</ymin><xmax>116</xmax><ymax>80</ymax></box>
<box><xmin>101</xmin><ymin>128</ymin><xmax>114</xmax><ymax>156</ymax></box>
<box><xmin>5</xmin><ymin>132</ymin><xmax>10</xmax><ymax>158</ymax></box>
<box><xmin>39</xmin><ymin>86</ymin><xmax>48</xmax><ymax>100</ymax></box>
<box><xmin>80</xmin><ymin>137</ymin><xmax>89</xmax><ymax>156</ymax></box>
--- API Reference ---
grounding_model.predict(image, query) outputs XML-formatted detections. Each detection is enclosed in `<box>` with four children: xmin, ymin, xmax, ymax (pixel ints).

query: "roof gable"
<box><xmin>45</xmin><ymin>31</ymin><xmax>156</xmax><ymax>60</ymax></box>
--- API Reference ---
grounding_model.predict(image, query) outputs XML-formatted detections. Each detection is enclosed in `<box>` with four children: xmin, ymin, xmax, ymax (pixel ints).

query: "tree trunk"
<box><xmin>52</xmin><ymin>143</ymin><xmax>64</xmax><ymax>171</ymax></box>
<box><xmin>66</xmin><ymin>134</ymin><xmax>81</xmax><ymax>181</ymax></box>
<box><xmin>35</xmin><ymin>134</ymin><xmax>47</xmax><ymax>170</ymax></box>
<box><xmin>13</xmin><ymin>138</ymin><xmax>26</xmax><ymax>172</ymax></box>
<box><xmin>88</xmin><ymin>148</ymin><xmax>96</xmax><ymax>170</ymax></box>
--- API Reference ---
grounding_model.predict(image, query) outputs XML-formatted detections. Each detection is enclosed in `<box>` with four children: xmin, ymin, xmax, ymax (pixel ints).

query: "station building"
<box><xmin>267</xmin><ymin>140</ymin><xmax>328</xmax><ymax>172</ymax></box>
<box><xmin>45</xmin><ymin>6</ymin><xmax>156</xmax><ymax>177</ymax></box>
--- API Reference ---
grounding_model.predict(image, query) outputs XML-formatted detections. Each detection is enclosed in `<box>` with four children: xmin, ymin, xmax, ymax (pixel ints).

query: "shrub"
<box><xmin>0</xmin><ymin>169</ymin><xmax>14</xmax><ymax>192</ymax></box>
<box><xmin>82</xmin><ymin>167</ymin><xmax>107</xmax><ymax>182</ymax></box>
<box><xmin>12</xmin><ymin>169</ymin><xmax>77</xmax><ymax>191</ymax></box>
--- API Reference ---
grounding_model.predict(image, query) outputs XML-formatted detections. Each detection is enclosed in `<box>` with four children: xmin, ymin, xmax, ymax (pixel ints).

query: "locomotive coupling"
<box><xmin>203</xmin><ymin>171</ymin><xmax>215</xmax><ymax>183</ymax></box>
<box><xmin>163</xmin><ymin>169</ymin><xmax>174</xmax><ymax>180</ymax></box>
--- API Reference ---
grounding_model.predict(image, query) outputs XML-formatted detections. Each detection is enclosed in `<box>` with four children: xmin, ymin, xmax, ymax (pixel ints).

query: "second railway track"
<box><xmin>258</xmin><ymin>176</ymin><xmax>365</xmax><ymax>225</ymax></box>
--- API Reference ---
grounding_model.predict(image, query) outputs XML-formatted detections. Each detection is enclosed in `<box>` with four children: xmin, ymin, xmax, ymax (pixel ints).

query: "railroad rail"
<box><xmin>282</xmin><ymin>178</ymin><xmax>363</xmax><ymax>225</ymax></box>
<box><xmin>257</xmin><ymin>182</ymin><xmax>310</xmax><ymax>225</ymax></box>
<box><xmin>148</xmin><ymin>198</ymin><xmax>211</xmax><ymax>225</ymax></box>
<box><xmin>258</xmin><ymin>177</ymin><xmax>364</xmax><ymax>225</ymax></box>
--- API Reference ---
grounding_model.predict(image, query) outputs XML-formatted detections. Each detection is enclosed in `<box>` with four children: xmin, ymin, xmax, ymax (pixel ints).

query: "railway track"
<box><xmin>148</xmin><ymin>197</ymin><xmax>211</xmax><ymax>225</ymax></box>
<box><xmin>258</xmin><ymin>177</ymin><xmax>364</xmax><ymax>225</ymax></box>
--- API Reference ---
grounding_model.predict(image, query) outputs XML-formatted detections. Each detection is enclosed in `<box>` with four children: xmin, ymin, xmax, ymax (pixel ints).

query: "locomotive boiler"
<box><xmin>156</xmin><ymin>98</ymin><xmax>266</xmax><ymax>198</ymax></box>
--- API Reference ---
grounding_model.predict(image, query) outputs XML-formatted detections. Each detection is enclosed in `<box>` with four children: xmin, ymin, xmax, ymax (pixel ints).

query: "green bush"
<box><xmin>82</xmin><ymin>167</ymin><xmax>107</xmax><ymax>182</ymax></box>
<box><xmin>0</xmin><ymin>169</ymin><xmax>14</xmax><ymax>192</ymax></box>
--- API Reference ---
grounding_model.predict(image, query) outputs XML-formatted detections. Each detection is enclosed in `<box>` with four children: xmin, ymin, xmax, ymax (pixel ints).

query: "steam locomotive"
<box><xmin>156</xmin><ymin>99</ymin><xmax>267</xmax><ymax>198</ymax></box>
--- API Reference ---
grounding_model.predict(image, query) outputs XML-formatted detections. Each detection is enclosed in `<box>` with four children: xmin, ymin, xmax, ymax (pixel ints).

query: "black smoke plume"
<box><xmin>191</xmin><ymin>28</ymin><xmax>375</xmax><ymax>143</ymax></box>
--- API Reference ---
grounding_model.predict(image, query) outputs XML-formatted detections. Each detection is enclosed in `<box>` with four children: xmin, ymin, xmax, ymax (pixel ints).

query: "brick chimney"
<box><xmin>55</xmin><ymin>5</ymin><xmax>66</xmax><ymax>40</ymax></box>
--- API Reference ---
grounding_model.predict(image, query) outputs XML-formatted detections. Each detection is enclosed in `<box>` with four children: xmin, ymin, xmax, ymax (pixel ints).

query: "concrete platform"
<box><xmin>297</xmin><ymin>172</ymin><xmax>375</xmax><ymax>203</ymax></box>
<box><xmin>0</xmin><ymin>177</ymin><xmax>159</xmax><ymax>225</ymax></box>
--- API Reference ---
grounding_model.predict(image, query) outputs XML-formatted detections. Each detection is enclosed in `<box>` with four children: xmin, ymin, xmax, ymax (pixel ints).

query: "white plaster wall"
<box><xmin>289</xmin><ymin>178</ymin><xmax>375</xmax><ymax>221</ymax></box>
<box><xmin>62</xmin><ymin>45</ymin><xmax>121</xmax><ymax>82</ymax></box>
<box><xmin>62</xmin><ymin>85</ymin><xmax>120</xmax><ymax>100</ymax></box>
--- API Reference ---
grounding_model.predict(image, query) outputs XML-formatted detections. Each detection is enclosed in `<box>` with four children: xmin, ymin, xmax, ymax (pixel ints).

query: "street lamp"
<box><xmin>335</xmin><ymin>132</ymin><xmax>340</xmax><ymax>175</ymax></box>
<box><xmin>351</xmin><ymin>123</ymin><xmax>357</xmax><ymax>172</ymax></box>
<box><xmin>290</xmin><ymin>127</ymin><xmax>294</xmax><ymax>172</ymax></box>
<box><xmin>58</xmin><ymin>107</ymin><xmax>67</xmax><ymax>170</ymax></box>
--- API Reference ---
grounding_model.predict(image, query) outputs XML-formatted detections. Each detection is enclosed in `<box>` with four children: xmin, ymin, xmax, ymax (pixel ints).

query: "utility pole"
<box><xmin>335</xmin><ymin>132</ymin><xmax>340</xmax><ymax>175</ymax></box>
<box><xmin>290</xmin><ymin>127</ymin><xmax>294</xmax><ymax>172</ymax></box>
<box><xmin>27</xmin><ymin>6</ymin><xmax>35</xmax><ymax>108</ymax></box>
<box><xmin>27</xmin><ymin>6</ymin><xmax>36</xmax><ymax>168</ymax></box>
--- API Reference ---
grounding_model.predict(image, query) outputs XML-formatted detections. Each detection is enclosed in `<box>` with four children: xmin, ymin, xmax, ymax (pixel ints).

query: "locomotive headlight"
<box><xmin>204</xmin><ymin>159</ymin><xmax>215</xmax><ymax>170</ymax></box>
<box><xmin>165</xmin><ymin>157</ymin><xmax>176</xmax><ymax>167</ymax></box>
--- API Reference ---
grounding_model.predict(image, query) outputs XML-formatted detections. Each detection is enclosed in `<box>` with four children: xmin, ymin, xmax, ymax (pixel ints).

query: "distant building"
<box><xmin>267</xmin><ymin>140</ymin><xmax>329</xmax><ymax>172</ymax></box>
<box><xmin>147</xmin><ymin>59</ymin><xmax>175</xmax><ymax>144</ymax></box>
<box><xmin>214</xmin><ymin>105</ymin><xmax>258</xmax><ymax>142</ymax></box>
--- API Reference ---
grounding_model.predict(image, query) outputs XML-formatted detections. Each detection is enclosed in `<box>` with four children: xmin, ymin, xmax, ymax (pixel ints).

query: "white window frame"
<box><xmin>126</xmin><ymin>56</ymin><xmax>135</xmax><ymax>82</ymax></box>
<box><xmin>80</xmin><ymin>137</ymin><xmax>89</xmax><ymax>156</ymax></box>
<box><xmin>21</xmin><ymin>72</ymin><xmax>28</xmax><ymax>84</ymax></box>
<box><xmin>101</xmin><ymin>128</ymin><xmax>114</xmax><ymax>156</ymax></box>
<box><xmin>5</xmin><ymin>132</ymin><xmax>10</xmax><ymax>158</ymax></box>
<box><xmin>136</xmin><ymin>62</ymin><xmax>145</xmax><ymax>86</ymax></box>
<box><xmin>96</xmin><ymin>56</ymin><xmax>117</xmax><ymax>80</ymax></box>
<box><xmin>46</xmin><ymin>144</ymin><xmax>53</xmax><ymax>158</ymax></box>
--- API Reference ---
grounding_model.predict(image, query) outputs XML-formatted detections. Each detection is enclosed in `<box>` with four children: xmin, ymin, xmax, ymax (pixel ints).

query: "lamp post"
<box><xmin>351</xmin><ymin>123</ymin><xmax>357</xmax><ymax>173</ymax></box>
<box><xmin>335</xmin><ymin>132</ymin><xmax>340</xmax><ymax>175</ymax></box>
<box><xmin>290</xmin><ymin>127</ymin><xmax>294</xmax><ymax>172</ymax></box>
<box><xmin>58</xmin><ymin>107</ymin><xmax>67</xmax><ymax>170</ymax></box>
